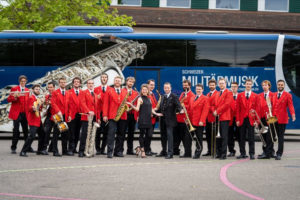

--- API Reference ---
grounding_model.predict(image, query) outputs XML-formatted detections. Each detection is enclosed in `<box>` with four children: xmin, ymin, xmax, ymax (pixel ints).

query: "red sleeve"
<box><xmin>288</xmin><ymin>93</ymin><xmax>295</xmax><ymax>116</ymax></box>
<box><xmin>51</xmin><ymin>91</ymin><xmax>60</xmax><ymax>114</ymax></box>
<box><xmin>236</xmin><ymin>95</ymin><xmax>241</xmax><ymax>123</ymax></box>
<box><xmin>28</xmin><ymin>97</ymin><xmax>34</xmax><ymax>112</ymax></box>
<box><xmin>80</xmin><ymin>91</ymin><xmax>89</xmax><ymax>114</ymax></box>
<box><xmin>7</xmin><ymin>87</ymin><xmax>18</xmax><ymax>102</ymax></box>
<box><xmin>200</xmin><ymin>98</ymin><xmax>210</xmax><ymax>123</ymax></box>
<box><xmin>103</xmin><ymin>90</ymin><xmax>110</xmax><ymax>117</ymax></box>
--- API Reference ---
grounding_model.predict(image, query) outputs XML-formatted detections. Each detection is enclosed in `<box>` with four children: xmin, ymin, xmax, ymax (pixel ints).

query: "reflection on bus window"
<box><xmin>283</xmin><ymin>39</ymin><xmax>300</xmax><ymax>97</ymax></box>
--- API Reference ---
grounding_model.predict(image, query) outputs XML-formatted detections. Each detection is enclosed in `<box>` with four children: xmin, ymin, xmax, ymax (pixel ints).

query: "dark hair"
<box><xmin>277</xmin><ymin>79</ymin><xmax>285</xmax><ymax>84</ymax></box>
<box><xmin>231</xmin><ymin>81</ymin><xmax>238</xmax><ymax>86</ymax></box>
<box><xmin>72</xmin><ymin>77</ymin><xmax>82</xmax><ymax>84</ymax></box>
<box><xmin>183</xmin><ymin>79</ymin><xmax>191</xmax><ymax>86</ymax></box>
<box><xmin>47</xmin><ymin>81</ymin><xmax>56</xmax><ymax>87</ymax></box>
<box><xmin>18</xmin><ymin>75</ymin><xmax>27</xmax><ymax>82</ymax></box>
<box><xmin>208</xmin><ymin>79</ymin><xmax>216</xmax><ymax>85</ymax></box>
<box><xmin>245</xmin><ymin>79</ymin><xmax>253</xmax><ymax>84</ymax></box>
<box><xmin>164</xmin><ymin>82</ymin><xmax>171</xmax><ymax>87</ymax></box>
<box><xmin>101</xmin><ymin>72</ymin><xmax>108</xmax><ymax>77</ymax></box>
<box><xmin>59</xmin><ymin>77</ymin><xmax>66</xmax><ymax>83</ymax></box>
<box><xmin>147</xmin><ymin>79</ymin><xmax>155</xmax><ymax>84</ymax></box>
<box><xmin>196</xmin><ymin>83</ymin><xmax>204</xmax><ymax>89</ymax></box>
<box><xmin>32</xmin><ymin>84</ymin><xmax>40</xmax><ymax>90</ymax></box>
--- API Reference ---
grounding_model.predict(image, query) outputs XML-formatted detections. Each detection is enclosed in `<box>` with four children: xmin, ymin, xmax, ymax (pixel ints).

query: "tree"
<box><xmin>0</xmin><ymin>0</ymin><xmax>135</xmax><ymax>32</ymax></box>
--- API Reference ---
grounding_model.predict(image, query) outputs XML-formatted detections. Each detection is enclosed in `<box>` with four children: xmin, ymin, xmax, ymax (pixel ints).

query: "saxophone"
<box><xmin>114</xmin><ymin>91</ymin><xmax>130</xmax><ymax>122</ymax></box>
<box><xmin>155</xmin><ymin>89</ymin><xmax>162</xmax><ymax>110</ymax></box>
<box><xmin>84</xmin><ymin>114</ymin><xmax>100</xmax><ymax>158</ymax></box>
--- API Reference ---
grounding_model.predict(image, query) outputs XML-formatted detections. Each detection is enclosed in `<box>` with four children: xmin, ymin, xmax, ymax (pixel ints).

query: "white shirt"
<box><xmin>245</xmin><ymin>90</ymin><xmax>252</xmax><ymax>97</ymax></box>
<box><xmin>165</xmin><ymin>92</ymin><xmax>171</xmax><ymax>98</ymax></box>
<box><xmin>60</xmin><ymin>88</ymin><xmax>66</xmax><ymax>95</ymax></box>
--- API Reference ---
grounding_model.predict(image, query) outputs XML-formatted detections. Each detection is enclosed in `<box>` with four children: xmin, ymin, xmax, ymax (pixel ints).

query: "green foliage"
<box><xmin>0</xmin><ymin>0</ymin><xmax>135</xmax><ymax>32</ymax></box>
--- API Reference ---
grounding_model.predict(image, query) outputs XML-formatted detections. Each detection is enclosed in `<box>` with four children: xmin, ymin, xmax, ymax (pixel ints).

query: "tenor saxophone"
<box><xmin>114</xmin><ymin>91</ymin><xmax>130</xmax><ymax>122</ymax></box>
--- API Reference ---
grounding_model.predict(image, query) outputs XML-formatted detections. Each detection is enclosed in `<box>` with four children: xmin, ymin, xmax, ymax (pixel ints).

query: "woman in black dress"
<box><xmin>127</xmin><ymin>84</ymin><xmax>162</xmax><ymax>158</ymax></box>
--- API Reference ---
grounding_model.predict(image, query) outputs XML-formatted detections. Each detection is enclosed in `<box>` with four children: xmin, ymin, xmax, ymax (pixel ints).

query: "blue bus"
<box><xmin>0</xmin><ymin>26</ymin><xmax>299</xmax><ymax>130</ymax></box>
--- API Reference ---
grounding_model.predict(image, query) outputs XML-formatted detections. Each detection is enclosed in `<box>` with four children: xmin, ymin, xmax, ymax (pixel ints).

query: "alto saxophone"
<box><xmin>84</xmin><ymin>114</ymin><xmax>100</xmax><ymax>158</ymax></box>
<box><xmin>114</xmin><ymin>91</ymin><xmax>130</xmax><ymax>122</ymax></box>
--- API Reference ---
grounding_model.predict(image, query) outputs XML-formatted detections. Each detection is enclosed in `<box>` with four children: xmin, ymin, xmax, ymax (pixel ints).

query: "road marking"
<box><xmin>0</xmin><ymin>192</ymin><xmax>88</xmax><ymax>200</ymax></box>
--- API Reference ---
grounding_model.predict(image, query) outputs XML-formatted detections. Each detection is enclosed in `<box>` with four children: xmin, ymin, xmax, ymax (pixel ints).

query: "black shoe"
<box><xmin>271</xmin><ymin>154</ymin><xmax>276</xmax><ymax>158</ymax></box>
<box><xmin>202</xmin><ymin>152</ymin><xmax>211</xmax><ymax>156</ymax></box>
<box><xmin>250</xmin><ymin>154</ymin><xmax>255</xmax><ymax>160</ymax></box>
<box><xmin>96</xmin><ymin>151</ymin><xmax>101</xmax><ymax>155</ymax></box>
<box><xmin>236</xmin><ymin>155</ymin><xmax>248</xmax><ymax>159</ymax></box>
<box><xmin>275</xmin><ymin>155</ymin><xmax>281</xmax><ymax>160</ymax></box>
<box><xmin>227</xmin><ymin>152</ymin><xmax>235</xmax><ymax>157</ymax></box>
<box><xmin>146</xmin><ymin>151</ymin><xmax>153</xmax><ymax>156</ymax></box>
<box><xmin>73</xmin><ymin>150</ymin><xmax>78</xmax><ymax>154</ymax></box>
<box><xmin>258</xmin><ymin>152</ymin><xmax>266</xmax><ymax>157</ymax></box>
<box><xmin>257</xmin><ymin>155</ymin><xmax>270</xmax><ymax>159</ymax></box>
<box><xmin>66</xmin><ymin>151</ymin><xmax>74</xmax><ymax>156</ymax></box>
<box><xmin>156</xmin><ymin>151</ymin><xmax>167</xmax><ymax>157</ymax></box>
<box><xmin>173</xmin><ymin>152</ymin><xmax>180</xmax><ymax>156</ymax></box>
<box><xmin>19</xmin><ymin>151</ymin><xmax>27</xmax><ymax>157</ymax></box>
<box><xmin>216</xmin><ymin>155</ymin><xmax>221</xmax><ymax>159</ymax></box>
<box><xmin>28</xmin><ymin>148</ymin><xmax>36</xmax><ymax>153</ymax></box>
<box><xmin>165</xmin><ymin>155</ymin><xmax>173</xmax><ymax>159</ymax></box>
<box><xmin>78</xmin><ymin>152</ymin><xmax>84</xmax><ymax>157</ymax></box>
<box><xmin>53</xmin><ymin>152</ymin><xmax>62</xmax><ymax>157</ymax></box>
<box><xmin>101</xmin><ymin>151</ymin><xmax>107</xmax><ymax>155</ymax></box>
<box><xmin>151</xmin><ymin>151</ymin><xmax>157</xmax><ymax>155</ymax></box>
<box><xmin>180</xmin><ymin>154</ymin><xmax>192</xmax><ymax>158</ymax></box>
<box><xmin>36</xmin><ymin>151</ymin><xmax>42</xmax><ymax>155</ymax></box>
<box><xmin>48</xmin><ymin>149</ymin><xmax>53</xmax><ymax>153</ymax></box>
<box><xmin>219</xmin><ymin>155</ymin><xmax>227</xmax><ymax>160</ymax></box>
<box><xmin>127</xmin><ymin>150</ymin><xmax>135</xmax><ymax>155</ymax></box>
<box><xmin>107</xmin><ymin>153</ymin><xmax>113</xmax><ymax>158</ymax></box>
<box><xmin>11</xmin><ymin>149</ymin><xmax>16</xmax><ymax>154</ymax></box>
<box><xmin>114</xmin><ymin>152</ymin><xmax>124</xmax><ymax>157</ymax></box>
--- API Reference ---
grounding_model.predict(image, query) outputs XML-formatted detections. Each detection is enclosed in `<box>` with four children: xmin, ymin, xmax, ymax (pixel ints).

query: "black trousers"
<box><xmin>238</xmin><ymin>117</ymin><xmax>255</xmax><ymax>156</ymax></box>
<box><xmin>185</xmin><ymin>126</ymin><xmax>203</xmax><ymax>155</ymax></box>
<box><xmin>160</xmin><ymin>118</ymin><xmax>174</xmax><ymax>156</ymax></box>
<box><xmin>79</xmin><ymin>121</ymin><xmax>91</xmax><ymax>153</ymax></box>
<box><xmin>216</xmin><ymin>120</ymin><xmax>230</xmax><ymax>156</ymax></box>
<box><xmin>42</xmin><ymin>116</ymin><xmax>54</xmax><ymax>151</ymax></box>
<box><xmin>125</xmin><ymin>113</ymin><xmax>136</xmax><ymax>153</ymax></box>
<box><xmin>51</xmin><ymin>115</ymin><xmax>69</xmax><ymax>154</ymax></box>
<box><xmin>275</xmin><ymin>123</ymin><xmax>286</xmax><ymax>156</ymax></box>
<box><xmin>145</xmin><ymin>123</ymin><xmax>156</xmax><ymax>153</ymax></box>
<box><xmin>205</xmin><ymin>121</ymin><xmax>213</xmax><ymax>154</ymax></box>
<box><xmin>106</xmin><ymin>119</ymin><xmax>127</xmax><ymax>155</ymax></box>
<box><xmin>173</xmin><ymin>122</ymin><xmax>187</xmax><ymax>154</ymax></box>
<box><xmin>228</xmin><ymin>117</ymin><xmax>238</xmax><ymax>154</ymax></box>
<box><xmin>139</xmin><ymin>128</ymin><xmax>152</xmax><ymax>149</ymax></box>
<box><xmin>21</xmin><ymin>124</ymin><xmax>44</xmax><ymax>153</ymax></box>
<box><xmin>95</xmin><ymin>115</ymin><xmax>109</xmax><ymax>153</ymax></box>
<box><xmin>68</xmin><ymin>113</ymin><xmax>81</xmax><ymax>152</ymax></box>
<box><xmin>260</xmin><ymin>118</ymin><xmax>274</xmax><ymax>157</ymax></box>
<box><xmin>11</xmin><ymin>112</ymin><xmax>28</xmax><ymax>150</ymax></box>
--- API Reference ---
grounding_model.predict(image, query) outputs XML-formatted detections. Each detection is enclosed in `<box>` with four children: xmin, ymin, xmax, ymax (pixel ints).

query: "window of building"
<box><xmin>265</xmin><ymin>0</ymin><xmax>288</xmax><ymax>11</ymax></box>
<box><xmin>166</xmin><ymin>0</ymin><xmax>190</xmax><ymax>8</ymax></box>
<box><xmin>215</xmin><ymin>0</ymin><xmax>239</xmax><ymax>9</ymax></box>
<box><xmin>111</xmin><ymin>0</ymin><xmax>141</xmax><ymax>6</ymax></box>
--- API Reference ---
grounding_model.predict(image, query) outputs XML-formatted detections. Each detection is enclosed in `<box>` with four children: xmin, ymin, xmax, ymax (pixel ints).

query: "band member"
<box><xmin>78</xmin><ymin>79</ymin><xmax>100</xmax><ymax>157</ymax></box>
<box><xmin>257</xmin><ymin>80</ymin><xmax>275</xmax><ymax>159</ymax></box>
<box><xmin>175</xmin><ymin>80</ymin><xmax>195</xmax><ymax>157</ymax></box>
<box><xmin>146</xmin><ymin>79</ymin><xmax>158</xmax><ymax>156</ymax></box>
<box><xmin>203</xmin><ymin>79</ymin><xmax>219</xmax><ymax>156</ymax></box>
<box><xmin>127</xmin><ymin>84</ymin><xmax>162</xmax><ymax>158</ymax></box>
<box><xmin>213</xmin><ymin>78</ymin><xmax>233</xmax><ymax>159</ymax></box>
<box><xmin>51</xmin><ymin>77</ymin><xmax>70</xmax><ymax>157</ymax></box>
<box><xmin>156</xmin><ymin>82</ymin><xmax>183</xmax><ymax>159</ymax></box>
<box><xmin>123</xmin><ymin>77</ymin><xmax>139</xmax><ymax>155</ymax></box>
<box><xmin>20</xmin><ymin>85</ymin><xmax>45</xmax><ymax>157</ymax></box>
<box><xmin>227</xmin><ymin>82</ymin><xmax>239</xmax><ymax>157</ymax></box>
<box><xmin>8</xmin><ymin>75</ymin><xmax>33</xmax><ymax>154</ymax></box>
<box><xmin>42</xmin><ymin>81</ymin><xmax>56</xmax><ymax>153</ymax></box>
<box><xmin>188</xmin><ymin>83</ymin><xmax>209</xmax><ymax>159</ymax></box>
<box><xmin>103</xmin><ymin>76</ymin><xmax>128</xmax><ymax>158</ymax></box>
<box><xmin>236</xmin><ymin>79</ymin><xmax>260</xmax><ymax>160</ymax></box>
<box><xmin>66</xmin><ymin>77</ymin><xmax>82</xmax><ymax>155</ymax></box>
<box><xmin>272</xmin><ymin>80</ymin><xmax>296</xmax><ymax>160</ymax></box>
<box><xmin>94</xmin><ymin>73</ymin><xmax>111</xmax><ymax>155</ymax></box>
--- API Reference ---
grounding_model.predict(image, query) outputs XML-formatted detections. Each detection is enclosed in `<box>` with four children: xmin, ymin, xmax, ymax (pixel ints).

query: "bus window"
<box><xmin>34</xmin><ymin>39</ymin><xmax>85</xmax><ymax>66</ymax></box>
<box><xmin>0</xmin><ymin>39</ymin><xmax>33</xmax><ymax>66</ymax></box>
<box><xmin>85</xmin><ymin>39</ymin><xmax>117</xmax><ymax>57</ymax></box>
<box><xmin>283</xmin><ymin>39</ymin><xmax>300</xmax><ymax>96</ymax></box>
<box><xmin>236</xmin><ymin>40</ymin><xmax>276</xmax><ymax>67</ymax></box>
<box><xmin>136</xmin><ymin>40</ymin><xmax>186</xmax><ymax>66</ymax></box>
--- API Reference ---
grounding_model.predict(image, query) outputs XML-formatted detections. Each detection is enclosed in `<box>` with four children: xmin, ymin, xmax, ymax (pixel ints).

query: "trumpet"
<box><xmin>266</xmin><ymin>96</ymin><xmax>278</xmax><ymax>143</ymax></box>
<box><xmin>251</xmin><ymin>109</ymin><xmax>267</xmax><ymax>147</ymax></box>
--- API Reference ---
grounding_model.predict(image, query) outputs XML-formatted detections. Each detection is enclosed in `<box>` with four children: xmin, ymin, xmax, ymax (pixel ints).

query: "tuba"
<box><xmin>84</xmin><ymin>114</ymin><xmax>100</xmax><ymax>158</ymax></box>
<box><xmin>114</xmin><ymin>91</ymin><xmax>130</xmax><ymax>121</ymax></box>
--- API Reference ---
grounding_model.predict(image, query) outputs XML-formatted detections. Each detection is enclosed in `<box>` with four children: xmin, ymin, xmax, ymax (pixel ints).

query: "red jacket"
<box><xmin>190</xmin><ymin>95</ymin><xmax>209</xmax><ymax>127</ymax></box>
<box><xmin>176</xmin><ymin>91</ymin><xmax>195</xmax><ymax>123</ymax></box>
<box><xmin>206</xmin><ymin>90</ymin><xmax>219</xmax><ymax>123</ymax></box>
<box><xmin>7</xmin><ymin>86</ymin><xmax>29</xmax><ymax>120</ymax></box>
<box><xmin>229</xmin><ymin>93</ymin><xmax>238</xmax><ymax>126</ymax></box>
<box><xmin>94</xmin><ymin>85</ymin><xmax>111</xmax><ymax>117</ymax></box>
<box><xmin>236</xmin><ymin>91</ymin><xmax>260</xmax><ymax>126</ymax></box>
<box><xmin>103</xmin><ymin>87</ymin><xmax>128</xmax><ymax>120</ymax></box>
<box><xmin>66</xmin><ymin>88</ymin><xmax>81</xmax><ymax>121</ymax></box>
<box><xmin>79</xmin><ymin>89</ymin><xmax>100</xmax><ymax>121</ymax></box>
<box><xmin>148</xmin><ymin>92</ymin><xmax>158</xmax><ymax>124</ymax></box>
<box><xmin>216</xmin><ymin>89</ymin><xmax>233</xmax><ymax>121</ymax></box>
<box><xmin>272</xmin><ymin>91</ymin><xmax>295</xmax><ymax>124</ymax></box>
<box><xmin>51</xmin><ymin>89</ymin><xmax>69</xmax><ymax>117</ymax></box>
<box><xmin>258</xmin><ymin>92</ymin><xmax>275</xmax><ymax>119</ymax></box>
<box><xmin>27</xmin><ymin>95</ymin><xmax>42</xmax><ymax>127</ymax></box>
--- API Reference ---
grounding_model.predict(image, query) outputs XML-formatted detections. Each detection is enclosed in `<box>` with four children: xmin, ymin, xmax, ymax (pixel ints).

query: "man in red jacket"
<box><xmin>257</xmin><ymin>80</ymin><xmax>275</xmax><ymax>159</ymax></box>
<box><xmin>175</xmin><ymin>79</ymin><xmax>195</xmax><ymax>158</ymax></box>
<box><xmin>203</xmin><ymin>79</ymin><xmax>219</xmax><ymax>156</ymax></box>
<box><xmin>272</xmin><ymin>80</ymin><xmax>296</xmax><ymax>160</ymax></box>
<box><xmin>51</xmin><ymin>77</ymin><xmax>70</xmax><ymax>157</ymax></box>
<box><xmin>103</xmin><ymin>76</ymin><xmax>128</xmax><ymax>158</ymax></box>
<box><xmin>189</xmin><ymin>83</ymin><xmax>209</xmax><ymax>159</ymax></box>
<box><xmin>20</xmin><ymin>85</ymin><xmax>45</xmax><ymax>157</ymax></box>
<box><xmin>8</xmin><ymin>75</ymin><xmax>33</xmax><ymax>154</ymax></box>
<box><xmin>213</xmin><ymin>78</ymin><xmax>233</xmax><ymax>160</ymax></box>
<box><xmin>94</xmin><ymin>72</ymin><xmax>111</xmax><ymax>155</ymax></box>
<box><xmin>78</xmin><ymin>79</ymin><xmax>100</xmax><ymax>157</ymax></box>
<box><xmin>236</xmin><ymin>79</ymin><xmax>260</xmax><ymax>160</ymax></box>
<box><xmin>227</xmin><ymin>82</ymin><xmax>239</xmax><ymax>157</ymax></box>
<box><xmin>66</xmin><ymin>77</ymin><xmax>82</xmax><ymax>155</ymax></box>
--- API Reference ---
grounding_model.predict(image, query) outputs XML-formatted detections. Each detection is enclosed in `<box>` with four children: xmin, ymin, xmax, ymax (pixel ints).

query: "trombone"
<box><xmin>266</xmin><ymin>96</ymin><xmax>278</xmax><ymax>143</ymax></box>
<box><xmin>251</xmin><ymin>109</ymin><xmax>267</xmax><ymax>147</ymax></box>
<box><xmin>211</xmin><ymin>115</ymin><xmax>221</xmax><ymax>158</ymax></box>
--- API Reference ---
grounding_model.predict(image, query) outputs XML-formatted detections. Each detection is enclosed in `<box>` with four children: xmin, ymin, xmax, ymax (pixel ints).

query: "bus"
<box><xmin>0</xmin><ymin>26</ymin><xmax>299</xmax><ymax>131</ymax></box>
